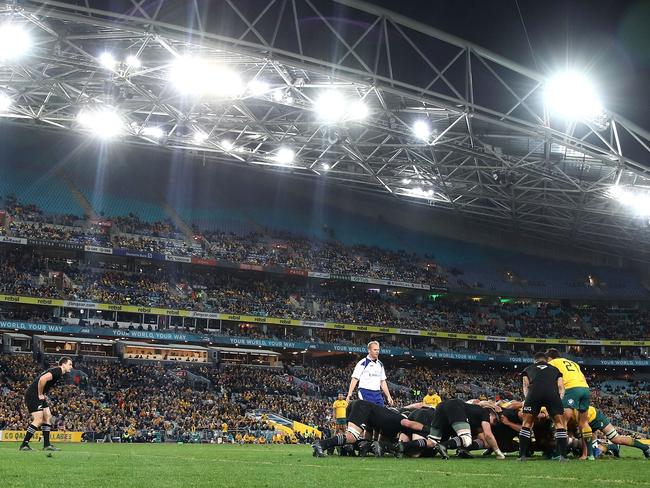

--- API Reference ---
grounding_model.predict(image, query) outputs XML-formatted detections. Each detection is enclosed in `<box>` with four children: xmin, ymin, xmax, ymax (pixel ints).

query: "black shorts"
<box><xmin>523</xmin><ymin>388</ymin><xmax>563</xmax><ymax>417</ymax></box>
<box><xmin>347</xmin><ymin>400</ymin><xmax>373</xmax><ymax>429</ymax></box>
<box><xmin>25</xmin><ymin>390</ymin><xmax>49</xmax><ymax>414</ymax></box>
<box><xmin>429</xmin><ymin>399</ymin><xmax>469</xmax><ymax>440</ymax></box>
<box><xmin>370</xmin><ymin>408</ymin><xmax>405</xmax><ymax>439</ymax></box>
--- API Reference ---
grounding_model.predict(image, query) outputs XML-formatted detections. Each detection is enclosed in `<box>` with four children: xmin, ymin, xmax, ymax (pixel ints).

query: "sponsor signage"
<box><xmin>84</xmin><ymin>245</ymin><xmax>113</xmax><ymax>254</ymax></box>
<box><xmin>27</xmin><ymin>239</ymin><xmax>83</xmax><ymax>250</ymax></box>
<box><xmin>165</xmin><ymin>255</ymin><xmax>192</xmax><ymax>263</ymax></box>
<box><xmin>0</xmin><ymin>236</ymin><xmax>27</xmax><ymax>245</ymax></box>
<box><xmin>1</xmin><ymin>295</ymin><xmax>650</xmax><ymax>347</ymax></box>
<box><xmin>1</xmin><ymin>320</ymin><xmax>649</xmax><ymax>366</ymax></box>
<box><xmin>0</xmin><ymin>431</ymin><xmax>83</xmax><ymax>442</ymax></box>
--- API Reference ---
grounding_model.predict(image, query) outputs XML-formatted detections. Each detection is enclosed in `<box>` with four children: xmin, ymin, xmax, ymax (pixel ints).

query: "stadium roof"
<box><xmin>0</xmin><ymin>0</ymin><xmax>649</xmax><ymax>259</ymax></box>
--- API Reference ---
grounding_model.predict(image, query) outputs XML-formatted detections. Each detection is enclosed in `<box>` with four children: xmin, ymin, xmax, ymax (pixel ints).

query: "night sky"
<box><xmin>369</xmin><ymin>0</ymin><xmax>649</xmax><ymax>128</ymax></box>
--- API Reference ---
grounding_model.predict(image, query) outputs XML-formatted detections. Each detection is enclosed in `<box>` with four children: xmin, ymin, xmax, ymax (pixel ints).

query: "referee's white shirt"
<box><xmin>352</xmin><ymin>356</ymin><xmax>387</xmax><ymax>391</ymax></box>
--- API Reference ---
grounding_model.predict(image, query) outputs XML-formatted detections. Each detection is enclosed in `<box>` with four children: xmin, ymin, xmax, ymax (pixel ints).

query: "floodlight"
<box><xmin>315</xmin><ymin>91</ymin><xmax>346</xmax><ymax>122</ymax></box>
<box><xmin>0</xmin><ymin>24</ymin><xmax>31</xmax><ymax>60</ymax></box>
<box><xmin>193</xmin><ymin>131</ymin><xmax>208</xmax><ymax>144</ymax></box>
<box><xmin>220</xmin><ymin>139</ymin><xmax>234</xmax><ymax>151</ymax></box>
<box><xmin>544</xmin><ymin>71</ymin><xmax>603</xmax><ymax>121</ymax></box>
<box><xmin>401</xmin><ymin>178</ymin><xmax>411</xmax><ymax>185</ymax></box>
<box><xmin>248</xmin><ymin>79</ymin><xmax>270</xmax><ymax>96</ymax></box>
<box><xmin>322</xmin><ymin>163</ymin><xmax>330</xmax><ymax>171</ymax></box>
<box><xmin>99</xmin><ymin>52</ymin><xmax>117</xmax><ymax>70</ymax></box>
<box><xmin>413</xmin><ymin>120</ymin><xmax>431</xmax><ymax>140</ymax></box>
<box><xmin>609</xmin><ymin>185</ymin><xmax>650</xmax><ymax>216</ymax></box>
<box><xmin>77</xmin><ymin>107</ymin><xmax>123</xmax><ymax>138</ymax></box>
<box><xmin>0</xmin><ymin>92</ymin><xmax>12</xmax><ymax>111</ymax></box>
<box><xmin>348</xmin><ymin>100</ymin><xmax>369</xmax><ymax>121</ymax></box>
<box><xmin>126</xmin><ymin>55</ymin><xmax>141</xmax><ymax>69</ymax></box>
<box><xmin>142</xmin><ymin>126</ymin><xmax>164</xmax><ymax>139</ymax></box>
<box><xmin>170</xmin><ymin>56</ymin><xmax>243</xmax><ymax>97</ymax></box>
<box><xmin>275</xmin><ymin>147</ymin><xmax>295</xmax><ymax>165</ymax></box>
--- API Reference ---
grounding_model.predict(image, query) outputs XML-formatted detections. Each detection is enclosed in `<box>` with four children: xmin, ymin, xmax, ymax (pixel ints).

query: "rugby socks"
<box><xmin>555</xmin><ymin>428</ymin><xmax>569</xmax><ymax>457</ymax></box>
<box><xmin>469</xmin><ymin>439</ymin><xmax>485</xmax><ymax>450</ymax></box>
<box><xmin>631</xmin><ymin>439</ymin><xmax>649</xmax><ymax>452</ymax></box>
<box><xmin>320</xmin><ymin>434</ymin><xmax>346</xmax><ymax>449</ymax></box>
<box><xmin>42</xmin><ymin>424</ymin><xmax>52</xmax><ymax>448</ymax></box>
<box><xmin>21</xmin><ymin>424</ymin><xmax>38</xmax><ymax>446</ymax></box>
<box><xmin>582</xmin><ymin>426</ymin><xmax>593</xmax><ymax>458</ymax></box>
<box><xmin>445</xmin><ymin>436</ymin><xmax>485</xmax><ymax>451</ymax></box>
<box><xmin>402</xmin><ymin>438</ymin><xmax>428</xmax><ymax>450</ymax></box>
<box><xmin>519</xmin><ymin>427</ymin><xmax>532</xmax><ymax>458</ymax></box>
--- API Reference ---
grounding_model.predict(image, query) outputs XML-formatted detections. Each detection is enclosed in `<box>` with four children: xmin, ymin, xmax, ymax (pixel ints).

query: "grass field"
<box><xmin>0</xmin><ymin>442</ymin><xmax>648</xmax><ymax>488</ymax></box>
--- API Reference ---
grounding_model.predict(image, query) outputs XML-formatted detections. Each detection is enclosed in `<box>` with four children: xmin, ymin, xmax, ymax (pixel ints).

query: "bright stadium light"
<box><xmin>99</xmin><ymin>52</ymin><xmax>117</xmax><ymax>70</ymax></box>
<box><xmin>0</xmin><ymin>23</ymin><xmax>31</xmax><ymax>60</ymax></box>
<box><xmin>142</xmin><ymin>126</ymin><xmax>164</xmax><ymax>139</ymax></box>
<box><xmin>220</xmin><ymin>139</ymin><xmax>234</xmax><ymax>151</ymax></box>
<box><xmin>125</xmin><ymin>55</ymin><xmax>141</xmax><ymax>69</ymax></box>
<box><xmin>401</xmin><ymin>178</ymin><xmax>411</xmax><ymax>185</ymax></box>
<box><xmin>544</xmin><ymin>71</ymin><xmax>603</xmax><ymax>121</ymax></box>
<box><xmin>609</xmin><ymin>185</ymin><xmax>650</xmax><ymax>216</ymax></box>
<box><xmin>170</xmin><ymin>56</ymin><xmax>243</xmax><ymax>97</ymax></box>
<box><xmin>248</xmin><ymin>79</ymin><xmax>270</xmax><ymax>96</ymax></box>
<box><xmin>275</xmin><ymin>147</ymin><xmax>295</xmax><ymax>165</ymax></box>
<box><xmin>0</xmin><ymin>92</ymin><xmax>12</xmax><ymax>111</ymax></box>
<box><xmin>322</xmin><ymin>163</ymin><xmax>330</xmax><ymax>171</ymax></box>
<box><xmin>193</xmin><ymin>131</ymin><xmax>208</xmax><ymax>144</ymax></box>
<box><xmin>348</xmin><ymin>100</ymin><xmax>369</xmax><ymax>121</ymax></box>
<box><xmin>77</xmin><ymin>107</ymin><xmax>123</xmax><ymax>138</ymax></box>
<box><xmin>413</xmin><ymin>119</ymin><xmax>431</xmax><ymax>140</ymax></box>
<box><xmin>315</xmin><ymin>91</ymin><xmax>346</xmax><ymax>122</ymax></box>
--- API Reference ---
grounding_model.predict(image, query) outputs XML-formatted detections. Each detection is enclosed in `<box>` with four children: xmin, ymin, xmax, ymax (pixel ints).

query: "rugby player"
<box><xmin>546</xmin><ymin>348</ymin><xmax>594</xmax><ymax>460</ymax></box>
<box><xmin>312</xmin><ymin>400</ymin><xmax>430</xmax><ymax>457</ymax></box>
<box><xmin>520</xmin><ymin>352</ymin><xmax>568</xmax><ymax>461</ymax></box>
<box><xmin>568</xmin><ymin>406</ymin><xmax>650</xmax><ymax>459</ymax></box>
<box><xmin>20</xmin><ymin>357</ymin><xmax>73</xmax><ymax>451</ymax></box>
<box><xmin>397</xmin><ymin>399</ymin><xmax>506</xmax><ymax>460</ymax></box>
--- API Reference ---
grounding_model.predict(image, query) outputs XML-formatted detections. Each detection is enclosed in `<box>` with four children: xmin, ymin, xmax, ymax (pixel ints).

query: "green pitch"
<box><xmin>0</xmin><ymin>442</ymin><xmax>647</xmax><ymax>488</ymax></box>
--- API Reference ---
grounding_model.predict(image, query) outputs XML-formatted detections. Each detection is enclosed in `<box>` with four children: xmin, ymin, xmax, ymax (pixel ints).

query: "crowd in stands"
<box><xmin>1</xmin><ymin>249</ymin><xmax>649</xmax><ymax>342</ymax></box>
<box><xmin>111</xmin><ymin>215</ymin><xmax>182</xmax><ymax>240</ymax></box>
<box><xmin>1</xmin><ymin>195</ymin><xmax>79</xmax><ymax>226</ymax></box>
<box><xmin>204</xmin><ymin>230</ymin><xmax>445</xmax><ymax>287</ymax></box>
<box><xmin>0</xmin><ymin>355</ymin><xmax>648</xmax><ymax>443</ymax></box>
<box><xmin>1</xmin><ymin>199</ymin><xmax>446</xmax><ymax>286</ymax></box>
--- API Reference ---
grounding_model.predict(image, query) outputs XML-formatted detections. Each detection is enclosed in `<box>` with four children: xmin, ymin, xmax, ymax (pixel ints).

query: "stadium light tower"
<box><xmin>315</xmin><ymin>91</ymin><xmax>347</xmax><ymax>123</ymax></box>
<box><xmin>98</xmin><ymin>52</ymin><xmax>117</xmax><ymax>70</ymax></box>
<box><xmin>141</xmin><ymin>126</ymin><xmax>164</xmax><ymax>139</ymax></box>
<box><xmin>544</xmin><ymin>71</ymin><xmax>603</xmax><ymax>121</ymax></box>
<box><xmin>77</xmin><ymin>107</ymin><xmax>124</xmax><ymax>138</ymax></box>
<box><xmin>275</xmin><ymin>147</ymin><xmax>295</xmax><ymax>165</ymax></box>
<box><xmin>315</xmin><ymin>91</ymin><xmax>369</xmax><ymax>123</ymax></box>
<box><xmin>170</xmin><ymin>56</ymin><xmax>243</xmax><ymax>98</ymax></box>
<box><xmin>413</xmin><ymin>119</ymin><xmax>431</xmax><ymax>140</ymax></box>
<box><xmin>0</xmin><ymin>23</ymin><xmax>31</xmax><ymax>60</ymax></box>
<box><xmin>0</xmin><ymin>92</ymin><xmax>12</xmax><ymax>112</ymax></box>
<box><xmin>609</xmin><ymin>186</ymin><xmax>650</xmax><ymax>216</ymax></box>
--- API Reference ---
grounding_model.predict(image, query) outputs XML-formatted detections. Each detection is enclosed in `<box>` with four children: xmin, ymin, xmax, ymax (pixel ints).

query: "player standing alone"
<box><xmin>20</xmin><ymin>357</ymin><xmax>73</xmax><ymax>451</ymax></box>
<box><xmin>520</xmin><ymin>352</ymin><xmax>568</xmax><ymax>461</ymax></box>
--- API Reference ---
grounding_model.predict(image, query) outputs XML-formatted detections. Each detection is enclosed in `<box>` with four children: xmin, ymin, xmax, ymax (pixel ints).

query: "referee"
<box><xmin>346</xmin><ymin>341</ymin><xmax>393</xmax><ymax>406</ymax></box>
<box><xmin>20</xmin><ymin>356</ymin><xmax>73</xmax><ymax>451</ymax></box>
